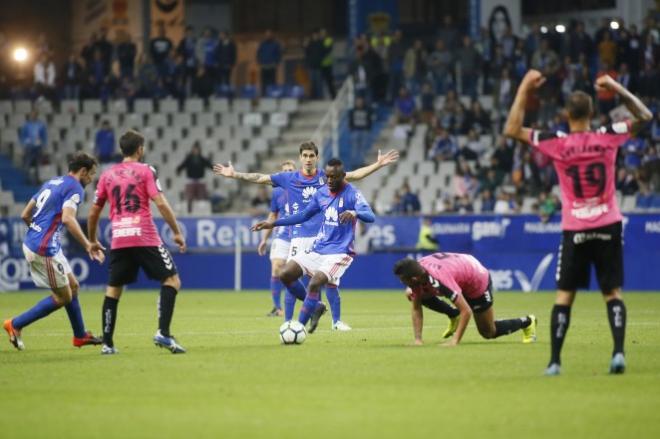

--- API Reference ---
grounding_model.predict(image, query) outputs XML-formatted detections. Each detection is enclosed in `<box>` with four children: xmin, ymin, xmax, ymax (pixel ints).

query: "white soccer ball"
<box><xmin>279</xmin><ymin>320</ymin><xmax>307</xmax><ymax>345</ymax></box>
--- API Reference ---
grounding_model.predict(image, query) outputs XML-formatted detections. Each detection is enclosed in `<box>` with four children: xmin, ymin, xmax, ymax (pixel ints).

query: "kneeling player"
<box><xmin>393</xmin><ymin>253</ymin><xmax>537</xmax><ymax>346</ymax></box>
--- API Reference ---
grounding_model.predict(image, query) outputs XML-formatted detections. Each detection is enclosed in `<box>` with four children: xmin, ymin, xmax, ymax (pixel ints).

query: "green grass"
<box><xmin>1</xmin><ymin>290</ymin><xmax>660</xmax><ymax>439</ymax></box>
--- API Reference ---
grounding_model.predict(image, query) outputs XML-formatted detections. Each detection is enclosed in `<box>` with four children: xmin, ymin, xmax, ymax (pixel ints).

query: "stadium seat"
<box><xmin>209</xmin><ymin>98</ymin><xmax>230</xmax><ymax>113</ymax></box>
<box><xmin>279</xmin><ymin>98</ymin><xmax>299</xmax><ymax>113</ymax></box>
<box><xmin>184</xmin><ymin>98</ymin><xmax>204</xmax><ymax>113</ymax></box>
<box><xmin>60</xmin><ymin>99</ymin><xmax>79</xmax><ymax>114</ymax></box>
<box><xmin>82</xmin><ymin>99</ymin><xmax>103</xmax><ymax>114</ymax></box>
<box><xmin>0</xmin><ymin>101</ymin><xmax>12</xmax><ymax>114</ymax></box>
<box><xmin>76</xmin><ymin>113</ymin><xmax>96</xmax><ymax>129</ymax></box>
<box><xmin>257</xmin><ymin>98</ymin><xmax>278</xmax><ymax>113</ymax></box>
<box><xmin>15</xmin><ymin>100</ymin><xmax>33</xmax><ymax>114</ymax></box>
<box><xmin>134</xmin><ymin>99</ymin><xmax>154</xmax><ymax>114</ymax></box>
<box><xmin>242</xmin><ymin>113</ymin><xmax>263</xmax><ymax>127</ymax></box>
<box><xmin>269</xmin><ymin>112</ymin><xmax>289</xmax><ymax>127</ymax></box>
<box><xmin>147</xmin><ymin>113</ymin><xmax>168</xmax><ymax>128</ymax></box>
<box><xmin>159</xmin><ymin>98</ymin><xmax>179</xmax><ymax>113</ymax></box>
<box><xmin>196</xmin><ymin>112</ymin><xmax>217</xmax><ymax>127</ymax></box>
<box><xmin>108</xmin><ymin>99</ymin><xmax>128</xmax><ymax>114</ymax></box>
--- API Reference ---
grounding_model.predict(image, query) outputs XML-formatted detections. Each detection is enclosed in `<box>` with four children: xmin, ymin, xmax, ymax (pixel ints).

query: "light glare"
<box><xmin>13</xmin><ymin>47</ymin><xmax>28</xmax><ymax>63</ymax></box>
<box><xmin>555</xmin><ymin>24</ymin><xmax>566</xmax><ymax>33</ymax></box>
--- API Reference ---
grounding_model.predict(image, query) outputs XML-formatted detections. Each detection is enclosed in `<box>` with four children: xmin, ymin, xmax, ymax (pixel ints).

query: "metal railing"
<box><xmin>310</xmin><ymin>76</ymin><xmax>354</xmax><ymax>162</ymax></box>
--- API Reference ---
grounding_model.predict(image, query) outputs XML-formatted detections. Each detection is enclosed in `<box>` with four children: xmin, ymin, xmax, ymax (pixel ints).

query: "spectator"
<box><xmin>61</xmin><ymin>53</ymin><xmax>83</xmax><ymax>99</ymax></box>
<box><xmin>192</xmin><ymin>66</ymin><xmax>214</xmax><ymax>99</ymax></box>
<box><xmin>33</xmin><ymin>53</ymin><xmax>56</xmax><ymax>100</ymax></box>
<box><xmin>419</xmin><ymin>82</ymin><xmax>435</xmax><ymax>123</ymax></box>
<box><xmin>598</xmin><ymin>31</ymin><xmax>618</xmax><ymax>68</ymax></box>
<box><xmin>400</xmin><ymin>182</ymin><xmax>421</xmax><ymax>214</ymax></box>
<box><xmin>177</xmin><ymin>26</ymin><xmax>198</xmax><ymax>92</ymax></box>
<box><xmin>426</xmin><ymin>39</ymin><xmax>453</xmax><ymax>94</ymax></box>
<box><xmin>478</xmin><ymin>167</ymin><xmax>503</xmax><ymax>195</ymax></box>
<box><xmin>249</xmin><ymin>186</ymin><xmax>271</xmax><ymax>217</ymax></box>
<box><xmin>624</xmin><ymin>24</ymin><xmax>643</xmax><ymax>73</ymax></box>
<box><xmin>455</xmin><ymin>195</ymin><xmax>474</xmax><ymax>214</ymax></box>
<box><xmin>494</xmin><ymin>191</ymin><xmax>513</xmax><ymax>214</ymax></box>
<box><xmin>650</xmin><ymin>111</ymin><xmax>660</xmax><ymax>143</ymax></box>
<box><xmin>403</xmin><ymin>39</ymin><xmax>426</xmax><ymax>92</ymax></box>
<box><xmin>537</xmin><ymin>191</ymin><xmax>560</xmax><ymax>223</ymax></box>
<box><xmin>395</xmin><ymin>86</ymin><xmax>415</xmax><ymax>123</ymax></box>
<box><xmin>319</xmin><ymin>28</ymin><xmax>336</xmax><ymax>99</ymax></box>
<box><xmin>456</xmin><ymin>36</ymin><xmax>481</xmax><ymax>98</ymax></box>
<box><xmin>458</xmin><ymin>129</ymin><xmax>482</xmax><ymax>158</ymax></box>
<box><xmin>464</xmin><ymin>100</ymin><xmax>491</xmax><ymax>134</ymax></box>
<box><xmin>453</xmin><ymin>161</ymin><xmax>479</xmax><ymax>199</ymax></box>
<box><xmin>437</xmin><ymin>15</ymin><xmax>459</xmax><ymax>57</ymax></box>
<box><xmin>150</xmin><ymin>24</ymin><xmax>174</xmax><ymax>76</ymax></box>
<box><xmin>387</xmin><ymin>191</ymin><xmax>404</xmax><ymax>214</ymax></box>
<box><xmin>81</xmin><ymin>33</ymin><xmax>97</xmax><ymax>70</ymax></box>
<box><xmin>19</xmin><ymin>110</ymin><xmax>47</xmax><ymax>184</ymax></box>
<box><xmin>257</xmin><ymin>30</ymin><xmax>282</xmax><ymax>96</ymax></box>
<box><xmin>430</xmin><ymin>127</ymin><xmax>458</xmax><ymax>162</ymax></box>
<box><xmin>416</xmin><ymin>217</ymin><xmax>438</xmax><ymax>251</ymax></box>
<box><xmin>641</xmin><ymin>32</ymin><xmax>660</xmax><ymax>69</ymax></box>
<box><xmin>94</xmin><ymin>120</ymin><xmax>116</xmax><ymax>165</ymax></box>
<box><xmin>387</xmin><ymin>30</ymin><xmax>405</xmax><ymax>102</ymax></box>
<box><xmin>479</xmin><ymin>189</ymin><xmax>496</xmax><ymax>212</ymax></box>
<box><xmin>176</xmin><ymin>142</ymin><xmax>214</xmax><ymax>213</ymax></box>
<box><xmin>93</xmin><ymin>28</ymin><xmax>114</xmax><ymax>76</ymax></box>
<box><xmin>304</xmin><ymin>31</ymin><xmax>324</xmax><ymax>99</ymax></box>
<box><xmin>161</xmin><ymin>51</ymin><xmax>184</xmax><ymax>98</ymax></box>
<box><xmin>531</xmin><ymin>39</ymin><xmax>559</xmax><ymax>94</ymax></box>
<box><xmin>86</xmin><ymin>49</ymin><xmax>107</xmax><ymax>98</ymax></box>
<box><xmin>197</xmin><ymin>28</ymin><xmax>219</xmax><ymax>85</ymax></box>
<box><xmin>617</xmin><ymin>62</ymin><xmax>633</xmax><ymax>91</ymax></box>
<box><xmin>500</xmin><ymin>25</ymin><xmax>518</xmax><ymax>61</ymax></box>
<box><xmin>569</xmin><ymin>21</ymin><xmax>594</xmax><ymax>62</ymax></box>
<box><xmin>117</xmin><ymin>33</ymin><xmax>137</xmax><ymax>79</ymax></box>
<box><xmin>349</xmin><ymin>96</ymin><xmax>372</xmax><ymax>169</ymax></box>
<box><xmin>494</xmin><ymin>68</ymin><xmax>514</xmax><ymax>113</ymax></box>
<box><xmin>493</xmin><ymin>136</ymin><xmax>513</xmax><ymax>173</ymax></box>
<box><xmin>616</xmin><ymin>168</ymin><xmax>639</xmax><ymax>196</ymax></box>
<box><xmin>623</xmin><ymin>136</ymin><xmax>646</xmax><ymax>170</ymax></box>
<box><xmin>217</xmin><ymin>31</ymin><xmax>237</xmax><ymax>87</ymax></box>
<box><xmin>435</xmin><ymin>196</ymin><xmax>456</xmax><ymax>214</ymax></box>
<box><xmin>637</xmin><ymin>62</ymin><xmax>660</xmax><ymax>99</ymax></box>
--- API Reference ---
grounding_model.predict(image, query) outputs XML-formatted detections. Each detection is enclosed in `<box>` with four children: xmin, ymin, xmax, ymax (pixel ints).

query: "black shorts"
<box><xmin>108</xmin><ymin>245</ymin><xmax>178</xmax><ymax>287</ymax></box>
<box><xmin>556</xmin><ymin>221</ymin><xmax>623</xmax><ymax>292</ymax></box>
<box><xmin>465</xmin><ymin>277</ymin><xmax>493</xmax><ymax>314</ymax></box>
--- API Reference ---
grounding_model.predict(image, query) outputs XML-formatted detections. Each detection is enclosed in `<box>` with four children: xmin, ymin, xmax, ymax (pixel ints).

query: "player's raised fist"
<box><xmin>213</xmin><ymin>161</ymin><xmax>235</xmax><ymax>178</ymax></box>
<box><xmin>522</xmin><ymin>69</ymin><xmax>545</xmax><ymax>90</ymax></box>
<box><xmin>595</xmin><ymin>74</ymin><xmax>618</xmax><ymax>92</ymax></box>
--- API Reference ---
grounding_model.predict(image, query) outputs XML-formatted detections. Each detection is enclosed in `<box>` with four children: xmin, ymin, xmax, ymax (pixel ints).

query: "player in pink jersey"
<box><xmin>87</xmin><ymin>130</ymin><xmax>188</xmax><ymax>355</ymax></box>
<box><xmin>504</xmin><ymin>70</ymin><xmax>653</xmax><ymax>375</ymax></box>
<box><xmin>393</xmin><ymin>253</ymin><xmax>537</xmax><ymax>347</ymax></box>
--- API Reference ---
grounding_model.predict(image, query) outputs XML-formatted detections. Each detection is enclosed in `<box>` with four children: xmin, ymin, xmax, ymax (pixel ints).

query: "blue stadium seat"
<box><xmin>265</xmin><ymin>85</ymin><xmax>285</xmax><ymax>98</ymax></box>
<box><xmin>636</xmin><ymin>193</ymin><xmax>654</xmax><ymax>209</ymax></box>
<box><xmin>240</xmin><ymin>85</ymin><xmax>258</xmax><ymax>99</ymax></box>
<box><xmin>286</xmin><ymin>85</ymin><xmax>304</xmax><ymax>99</ymax></box>
<box><xmin>215</xmin><ymin>84</ymin><xmax>235</xmax><ymax>98</ymax></box>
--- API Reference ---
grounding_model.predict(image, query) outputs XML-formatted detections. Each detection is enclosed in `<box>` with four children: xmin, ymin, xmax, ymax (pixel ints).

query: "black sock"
<box><xmin>421</xmin><ymin>296</ymin><xmax>460</xmax><ymax>318</ymax></box>
<box><xmin>550</xmin><ymin>304</ymin><xmax>571</xmax><ymax>366</ymax></box>
<box><xmin>606</xmin><ymin>299</ymin><xmax>626</xmax><ymax>356</ymax></box>
<box><xmin>158</xmin><ymin>286</ymin><xmax>178</xmax><ymax>337</ymax></box>
<box><xmin>494</xmin><ymin>318</ymin><xmax>525</xmax><ymax>337</ymax></box>
<box><xmin>102</xmin><ymin>296</ymin><xmax>119</xmax><ymax>347</ymax></box>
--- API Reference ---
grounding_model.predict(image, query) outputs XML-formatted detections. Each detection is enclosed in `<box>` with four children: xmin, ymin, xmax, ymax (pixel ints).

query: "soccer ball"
<box><xmin>279</xmin><ymin>320</ymin><xmax>307</xmax><ymax>345</ymax></box>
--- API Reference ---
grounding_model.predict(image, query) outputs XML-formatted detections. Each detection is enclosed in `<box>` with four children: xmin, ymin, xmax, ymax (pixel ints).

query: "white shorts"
<box><xmin>22</xmin><ymin>244</ymin><xmax>72</xmax><ymax>289</ymax></box>
<box><xmin>269</xmin><ymin>238</ymin><xmax>290</xmax><ymax>261</ymax></box>
<box><xmin>291</xmin><ymin>252</ymin><xmax>353</xmax><ymax>286</ymax></box>
<box><xmin>287</xmin><ymin>237</ymin><xmax>317</xmax><ymax>260</ymax></box>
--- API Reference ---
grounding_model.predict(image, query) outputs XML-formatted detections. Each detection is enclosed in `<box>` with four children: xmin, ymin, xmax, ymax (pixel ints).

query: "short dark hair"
<box><xmin>566</xmin><ymin>91</ymin><xmax>593</xmax><ymax>120</ymax></box>
<box><xmin>119</xmin><ymin>130</ymin><xmax>144</xmax><ymax>156</ymax></box>
<box><xmin>393</xmin><ymin>258</ymin><xmax>423</xmax><ymax>277</ymax></box>
<box><xmin>299</xmin><ymin>141</ymin><xmax>318</xmax><ymax>156</ymax></box>
<box><xmin>326</xmin><ymin>158</ymin><xmax>343</xmax><ymax>168</ymax></box>
<box><xmin>68</xmin><ymin>152</ymin><xmax>97</xmax><ymax>172</ymax></box>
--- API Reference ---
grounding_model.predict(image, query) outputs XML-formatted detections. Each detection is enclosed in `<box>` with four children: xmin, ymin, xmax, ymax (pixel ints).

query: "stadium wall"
<box><xmin>1</xmin><ymin>214</ymin><xmax>659</xmax><ymax>291</ymax></box>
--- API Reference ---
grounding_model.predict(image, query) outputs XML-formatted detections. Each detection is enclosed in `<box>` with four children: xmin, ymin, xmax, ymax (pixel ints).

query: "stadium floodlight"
<box><xmin>610</xmin><ymin>20</ymin><xmax>620</xmax><ymax>30</ymax></box>
<box><xmin>555</xmin><ymin>24</ymin><xmax>566</xmax><ymax>33</ymax></box>
<box><xmin>13</xmin><ymin>47</ymin><xmax>29</xmax><ymax>63</ymax></box>
<box><xmin>540</xmin><ymin>25</ymin><xmax>548</xmax><ymax>34</ymax></box>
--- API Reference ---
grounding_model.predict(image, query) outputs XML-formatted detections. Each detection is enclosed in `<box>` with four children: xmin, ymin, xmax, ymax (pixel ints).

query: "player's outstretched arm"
<box><xmin>213</xmin><ymin>161</ymin><xmax>273</xmax><ymax>185</ymax></box>
<box><xmin>411</xmin><ymin>295</ymin><xmax>424</xmax><ymax>345</ymax></box>
<box><xmin>345</xmin><ymin>149</ymin><xmax>399</xmax><ymax>182</ymax></box>
<box><xmin>63</xmin><ymin>206</ymin><xmax>106</xmax><ymax>262</ymax></box>
<box><xmin>503</xmin><ymin>69</ymin><xmax>546</xmax><ymax>144</ymax></box>
<box><xmin>153</xmin><ymin>194</ymin><xmax>187</xmax><ymax>253</ymax></box>
<box><xmin>258</xmin><ymin>212</ymin><xmax>278</xmax><ymax>256</ymax></box>
<box><xmin>20</xmin><ymin>199</ymin><xmax>36</xmax><ymax>226</ymax></box>
<box><xmin>595</xmin><ymin>75</ymin><xmax>653</xmax><ymax>131</ymax></box>
<box><xmin>252</xmin><ymin>199</ymin><xmax>320</xmax><ymax>231</ymax></box>
<box><xmin>443</xmin><ymin>294</ymin><xmax>472</xmax><ymax>347</ymax></box>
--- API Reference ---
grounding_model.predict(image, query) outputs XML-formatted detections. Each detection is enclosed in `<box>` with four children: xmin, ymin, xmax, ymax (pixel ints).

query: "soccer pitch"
<box><xmin>1</xmin><ymin>290</ymin><xmax>659</xmax><ymax>439</ymax></box>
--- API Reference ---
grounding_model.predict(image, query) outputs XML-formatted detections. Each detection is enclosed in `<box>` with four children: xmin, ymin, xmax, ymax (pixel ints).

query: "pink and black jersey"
<box><xmin>411</xmin><ymin>253</ymin><xmax>490</xmax><ymax>301</ymax></box>
<box><xmin>529</xmin><ymin>120</ymin><xmax>632</xmax><ymax>231</ymax></box>
<box><xmin>94</xmin><ymin>162</ymin><xmax>163</xmax><ymax>249</ymax></box>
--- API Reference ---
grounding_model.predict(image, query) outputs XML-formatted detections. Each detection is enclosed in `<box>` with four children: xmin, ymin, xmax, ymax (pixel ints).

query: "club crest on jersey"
<box><xmin>302</xmin><ymin>186</ymin><xmax>317</xmax><ymax>200</ymax></box>
<box><xmin>319</xmin><ymin>177</ymin><xmax>324</xmax><ymax>185</ymax></box>
<box><xmin>324</xmin><ymin>206</ymin><xmax>339</xmax><ymax>226</ymax></box>
<box><xmin>339</xmin><ymin>197</ymin><xmax>344</xmax><ymax>208</ymax></box>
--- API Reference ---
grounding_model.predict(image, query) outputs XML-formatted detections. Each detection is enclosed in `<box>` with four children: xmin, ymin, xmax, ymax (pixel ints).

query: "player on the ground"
<box><xmin>215</xmin><ymin>142</ymin><xmax>398</xmax><ymax>332</ymax></box>
<box><xmin>257</xmin><ymin>160</ymin><xmax>296</xmax><ymax>317</ymax></box>
<box><xmin>3</xmin><ymin>153</ymin><xmax>105</xmax><ymax>350</ymax></box>
<box><xmin>393</xmin><ymin>253</ymin><xmax>537</xmax><ymax>346</ymax></box>
<box><xmin>504</xmin><ymin>70</ymin><xmax>652</xmax><ymax>375</ymax></box>
<box><xmin>252</xmin><ymin>158</ymin><xmax>375</xmax><ymax>333</ymax></box>
<box><xmin>404</xmin><ymin>288</ymin><xmax>460</xmax><ymax>340</ymax></box>
<box><xmin>87</xmin><ymin>130</ymin><xmax>187</xmax><ymax>355</ymax></box>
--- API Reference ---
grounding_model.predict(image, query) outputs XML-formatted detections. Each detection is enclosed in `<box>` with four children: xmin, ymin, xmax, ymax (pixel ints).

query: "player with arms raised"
<box><xmin>504</xmin><ymin>70</ymin><xmax>653</xmax><ymax>375</ymax></box>
<box><xmin>4</xmin><ymin>153</ymin><xmax>104</xmax><ymax>350</ymax></box>
<box><xmin>215</xmin><ymin>142</ymin><xmax>398</xmax><ymax>332</ymax></box>
<box><xmin>88</xmin><ymin>130</ymin><xmax>187</xmax><ymax>355</ymax></box>
<box><xmin>252</xmin><ymin>158</ymin><xmax>375</xmax><ymax>333</ymax></box>
<box><xmin>393</xmin><ymin>253</ymin><xmax>537</xmax><ymax>346</ymax></box>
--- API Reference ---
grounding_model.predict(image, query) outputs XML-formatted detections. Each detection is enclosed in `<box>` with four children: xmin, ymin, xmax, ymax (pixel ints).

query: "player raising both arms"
<box><xmin>504</xmin><ymin>70</ymin><xmax>653</xmax><ymax>375</ymax></box>
<box><xmin>258</xmin><ymin>160</ymin><xmax>296</xmax><ymax>317</ymax></box>
<box><xmin>4</xmin><ymin>153</ymin><xmax>105</xmax><ymax>350</ymax></box>
<box><xmin>393</xmin><ymin>253</ymin><xmax>537</xmax><ymax>347</ymax></box>
<box><xmin>87</xmin><ymin>130</ymin><xmax>187</xmax><ymax>355</ymax></box>
<box><xmin>215</xmin><ymin>143</ymin><xmax>398</xmax><ymax>332</ymax></box>
<box><xmin>252</xmin><ymin>158</ymin><xmax>375</xmax><ymax>334</ymax></box>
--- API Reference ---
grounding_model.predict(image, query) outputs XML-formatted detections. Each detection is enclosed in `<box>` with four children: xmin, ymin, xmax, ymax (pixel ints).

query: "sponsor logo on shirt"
<box><xmin>324</xmin><ymin>206</ymin><xmax>339</xmax><ymax>226</ymax></box>
<box><xmin>573</xmin><ymin>232</ymin><xmax>612</xmax><ymax>244</ymax></box>
<box><xmin>302</xmin><ymin>186</ymin><xmax>317</xmax><ymax>200</ymax></box>
<box><xmin>570</xmin><ymin>202</ymin><xmax>608</xmax><ymax>219</ymax></box>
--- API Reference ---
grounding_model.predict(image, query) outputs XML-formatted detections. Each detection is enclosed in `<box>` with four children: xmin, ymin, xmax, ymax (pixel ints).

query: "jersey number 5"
<box><xmin>111</xmin><ymin>184</ymin><xmax>141</xmax><ymax>214</ymax></box>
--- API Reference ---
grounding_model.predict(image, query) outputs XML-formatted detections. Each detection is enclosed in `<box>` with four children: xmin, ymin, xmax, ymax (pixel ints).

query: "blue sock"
<box><xmin>284</xmin><ymin>291</ymin><xmax>296</xmax><ymax>321</ymax></box>
<box><xmin>65</xmin><ymin>295</ymin><xmax>86</xmax><ymax>338</ymax></box>
<box><xmin>326</xmin><ymin>284</ymin><xmax>341</xmax><ymax>323</ymax></box>
<box><xmin>298</xmin><ymin>291</ymin><xmax>320</xmax><ymax>325</ymax></box>
<box><xmin>12</xmin><ymin>296</ymin><xmax>60</xmax><ymax>330</ymax></box>
<box><xmin>271</xmin><ymin>277</ymin><xmax>283</xmax><ymax>309</ymax></box>
<box><xmin>285</xmin><ymin>280</ymin><xmax>307</xmax><ymax>301</ymax></box>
